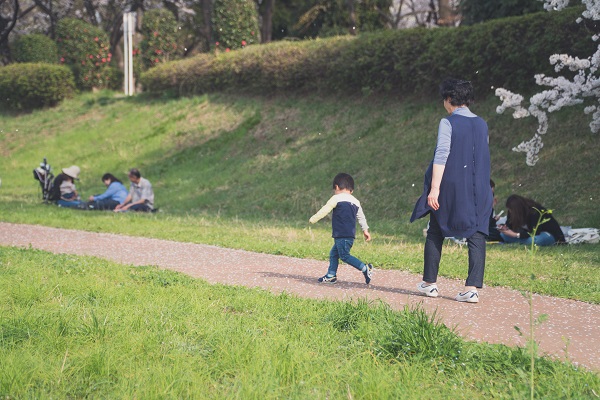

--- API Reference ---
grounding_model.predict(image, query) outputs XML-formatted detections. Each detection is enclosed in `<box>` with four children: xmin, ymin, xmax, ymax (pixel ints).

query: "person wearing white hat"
<box><xmin>55</xmin><ymin>165</ymin><xmax>84</xmax><ymax>208</ymax></box>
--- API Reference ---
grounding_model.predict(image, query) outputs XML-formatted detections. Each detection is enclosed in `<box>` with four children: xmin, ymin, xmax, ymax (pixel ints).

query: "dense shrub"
<box><xmin>12</xmin><ymin>34</ymin><xmax>58</xmax><ymax>64</ymax></box>
<box><xmin>56</xmin><ymin>18</ymin><xmax>114</xmax><ymax>90</ymax></box>
<box><xmin>140</xmin><ymin>9</ymin><xmax>182</xmax><ymax>69</ymax></box>
<box><xmin>0</xmin><ymin>63</ymin><xmax>75</xmax><ymax>110</ymax></box>
<box><xmin>142</xmin><ymin>7</ymin><xmax>593</xmax><ymax>99</ymax></box>
<box><xmin>212</xmin><ymin>0</ymin><xmax>260</xmax><ymax>50</ymax></box>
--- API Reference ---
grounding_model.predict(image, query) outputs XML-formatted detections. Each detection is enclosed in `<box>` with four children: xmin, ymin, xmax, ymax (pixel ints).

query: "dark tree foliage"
<box><xmin>273</xmin><ymin>0</ymin><xmax>391</xmax><ymax>40</ymax></box>
<box><xmin>460</xmin><ymin>0</ymin><xmax>544</xmax><ymax>25</ymax></box>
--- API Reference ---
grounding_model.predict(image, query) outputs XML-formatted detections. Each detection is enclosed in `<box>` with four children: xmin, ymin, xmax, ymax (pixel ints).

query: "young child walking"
<box><xmin>309</xmin><ymin>173</ymin><xmax>373</xmax><ymax>284</ymax></box>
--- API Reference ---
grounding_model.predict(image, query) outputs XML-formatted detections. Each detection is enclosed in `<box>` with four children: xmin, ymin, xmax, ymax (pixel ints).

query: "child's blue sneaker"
<box><xmin>363</xmin><ymin>263</ymin><xmax>373</xmax><ymax>284</ymax></box>
<box><xmin>318</xmin><ymin>275</ymin><xmax>337</xmax><ymax>284</ymax></box>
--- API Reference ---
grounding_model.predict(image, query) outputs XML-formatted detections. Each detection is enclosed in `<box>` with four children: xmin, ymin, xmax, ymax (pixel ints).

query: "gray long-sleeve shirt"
<box><xmin>433</xmin><ymin>107</ymin><xmax>478</xmax><ymax>165</ymax></box>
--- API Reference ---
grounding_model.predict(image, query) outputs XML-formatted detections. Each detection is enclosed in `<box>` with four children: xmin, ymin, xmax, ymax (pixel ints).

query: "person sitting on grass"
<box><xmin>309</xmin><ymin>173</ymin><xmax>373</xmax><ymax>284</ymax></box>
<box><xmin>114</xmin><ymin>168</ymin><xmax>154</xmax><ymax>212</ymax></box>
<box><xmin>55</xmin><ymin>165</ymin><xmax>84</xmax><ymax>209</ymax></box>
<box><xmin>498</xmin><ymin>194</ymin><xmax>565</xmax><ymax>246</ymax></box>
<box><xmin>87</xmin><ymin>173</ymin><xmax>128</xmax><ymax>211</ymax></box>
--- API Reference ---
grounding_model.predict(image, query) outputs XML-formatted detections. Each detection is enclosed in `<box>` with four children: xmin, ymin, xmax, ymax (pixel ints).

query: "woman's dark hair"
<box><xmin>505</xmin><ymin>194</ymin><xmax>544</xmax><ymax>230</ymax></box>
<box><xmin>102</xmin><ymin>173</ymin><xmax>122</xmax><ymax>184</ymax></box>
<box><xmin>333</xmin><ymin>173</ymin><xmax>354</xmax><ymax>191</ymax></box>
<box><xmin>440</xmin><ymin>78</ymin><xmax>475</xmax><ymax>106</ymax></box>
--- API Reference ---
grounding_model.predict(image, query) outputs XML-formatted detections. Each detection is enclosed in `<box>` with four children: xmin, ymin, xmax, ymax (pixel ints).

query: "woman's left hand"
<box><xmin>427</xmin><ymin>187</ymin><xmax>440</xmax><ymax>210</ymax></box>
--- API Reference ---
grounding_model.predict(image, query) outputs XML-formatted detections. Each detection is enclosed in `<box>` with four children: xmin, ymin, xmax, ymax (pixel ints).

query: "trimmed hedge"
<box><xmin>141</xmin><ymin>7</ymin><xmax>595</xmax><ymax>98</ymax></box>
<box><xmin>12</xmin><ymin>34</ymin><xmax>58</xmax><ymax>64</ymax></box>
<box><xmin>0</xmin><ymin>63</ymin><xmax>75</xmax><ymax>110</ymax></box>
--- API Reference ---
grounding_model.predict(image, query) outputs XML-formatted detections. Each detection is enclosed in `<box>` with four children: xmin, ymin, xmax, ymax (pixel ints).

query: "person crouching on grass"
<box><xmin>309</xmin><ymin>173</ymin><xmax>373</xmax><ymax>284</ymax></box>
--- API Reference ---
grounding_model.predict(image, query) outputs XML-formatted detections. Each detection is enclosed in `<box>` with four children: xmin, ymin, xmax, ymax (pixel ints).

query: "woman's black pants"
<box><xmin>423</xmin><ymin>213</ymin><xmax>486</xmax><ymax>288</ymax></box>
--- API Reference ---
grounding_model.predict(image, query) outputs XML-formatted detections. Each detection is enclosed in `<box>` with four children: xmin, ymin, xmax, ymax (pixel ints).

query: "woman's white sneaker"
<box><xmin>456</xmin><ymin>290</ymin><xmax>479</xmax><ymax>303</ymax></box>
<box><xmin>416</xmin><ymin>282</ymin><xmax>439</xmax><ymax>297</ymax></box>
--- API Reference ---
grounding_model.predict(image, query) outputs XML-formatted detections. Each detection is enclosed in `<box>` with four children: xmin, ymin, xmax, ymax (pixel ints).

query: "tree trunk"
<box><xmin>163</xmin><ymin>0</ymin><xmax>179</xmax><ymax>21</ymax></box>
<box><xmin>260</xmin><ymin>0</ymin><xmax>273</xmax><ymax>43</ymax></box>
<box><xmin>347</xmin><ymin>0</ymin><xmax>357</xmax><ymax>35</ymax></box>
<box><xmin>32</xmin><ymin>0</ymin><xmax>57</xmax><ymax>37</ymax></box>
<box><xmin>109</xmin><ymin>16</ymin><xmax>123</xmax><ymax>64</ymax></box>
<box><xmin>84</xmin><ymin>0</ymin><xmax>99</xmax><ymax>26</ymax></box>
<box><xmin>426</xmin><ymin>0</ymin><xmax>438</xmax><ymax>25</ymax></box>
<box><xmin>437</xmin><ymin>0</ymin><xmax>454</xmax><ymax>26</ymax></box>
<box><xmin>0</xmin><ymin>0</ymin><xmax>19</xmax><ymax>47</ymax></box>
<box><xmin>0</xmin><ymin>0</ymin><xmax>18</xmax><ymax>64</ymax></box>
<box><xmin>201</xmin><ymin>0</ymin><xmax>212</xmax><ymax>49</ymax></box>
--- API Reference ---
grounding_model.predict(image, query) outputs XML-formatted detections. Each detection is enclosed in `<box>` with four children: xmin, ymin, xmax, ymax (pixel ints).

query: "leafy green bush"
<box><xmin>142</xmin><ymin>7</ymin><xmax>592</xmax><ymax>98</ymax></box>
<box><xmin>0</xmin><ymin>63</ymin><xmax>75</xmax><ymax>110</ymax></box>
<box><xmin>212</xmin><ymin>0</ymin><xmax>260</xmax><ymax>50</ymax></box>
<box><xmin>12</xmin><ymin>34</ymin><xmax>58</xmax><ymax>64</ymax></box>
<box><xmin>56</xmin><ymin>18</ymin><xmax>114</xmax><ymax>90</ymax></box>
<box><xmin>140</xmin><ymin>9</ymin><xmax>182</xmax><ymax>69</ymax></box>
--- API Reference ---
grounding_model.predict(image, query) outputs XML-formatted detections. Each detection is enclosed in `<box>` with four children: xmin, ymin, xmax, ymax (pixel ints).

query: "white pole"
<box><xmin>123</xmin><ymin>13</ymin><xmax>129</xmax><ymax>95</ymax></box>
<box><xmin>127</xmin><ymin>13</ymin><xmax>134</xmax><ymax>95</ymax></box>
<box><xmin>123</xmin><ymin>12</ymin><xmax>135</xmax><ymax>96</ymax></box>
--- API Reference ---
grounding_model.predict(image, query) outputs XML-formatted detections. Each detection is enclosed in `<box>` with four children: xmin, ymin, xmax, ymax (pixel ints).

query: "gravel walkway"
<box><xmin>1</xmin><ymin>221</ymin><xmax>598</xmax><ymax>371</ymax></box>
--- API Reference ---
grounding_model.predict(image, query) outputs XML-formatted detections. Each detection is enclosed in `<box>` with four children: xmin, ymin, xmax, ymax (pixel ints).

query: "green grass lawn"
<box><xmin>0</xmin><ymin>91</ymin><xmax>598</xmax><ymax>303</ymax></box>
<box><xmin>1</xmin><ymin>246</ymin><xmax>598</xmax><ymax>398</ymax></box>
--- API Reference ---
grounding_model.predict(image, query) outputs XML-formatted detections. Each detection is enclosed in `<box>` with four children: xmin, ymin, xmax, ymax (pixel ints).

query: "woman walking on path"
<box><xmin>410</xmin><ymin>78</ymin><xmax>493</xmax><ymax>303</ymax></box>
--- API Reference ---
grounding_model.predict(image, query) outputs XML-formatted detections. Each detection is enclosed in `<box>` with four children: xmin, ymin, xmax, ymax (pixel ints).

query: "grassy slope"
<box><xmin>1</xmin><ymin>246</ymin><xmax>598</xmax><ymax>398</ymax></box>
<box><xmin>0</xmin><ymin>91</ymin><xmax>599</xmax><ymax>303</ymax></box>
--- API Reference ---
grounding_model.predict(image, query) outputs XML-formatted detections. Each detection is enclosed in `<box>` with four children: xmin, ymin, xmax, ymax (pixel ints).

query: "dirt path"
<box><xmin>1</xmin><ymin>222</ymin><xmax>598</xmax><ymax>371</ymax></box>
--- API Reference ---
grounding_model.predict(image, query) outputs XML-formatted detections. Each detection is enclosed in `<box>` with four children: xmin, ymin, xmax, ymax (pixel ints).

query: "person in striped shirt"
<box><xmin>309</xmin><ymin>173</ymin><xmax>373</xmax><ymax>284</ymax></box>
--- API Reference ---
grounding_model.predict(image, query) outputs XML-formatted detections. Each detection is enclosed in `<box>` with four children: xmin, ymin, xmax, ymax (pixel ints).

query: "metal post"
<box><xmin>123</xmin><ymin>12</ymin><xmax>135</xmax><ymax>96</ymax></box>
<box><xmin>127</xmin><ymin>12</ymin><xmax>134</xmax><ymax>95</ymax></box>
<box><xmin>123</xmin><ymin>13</ymin><xmax>129</xmax><ymax>95</ymax></box>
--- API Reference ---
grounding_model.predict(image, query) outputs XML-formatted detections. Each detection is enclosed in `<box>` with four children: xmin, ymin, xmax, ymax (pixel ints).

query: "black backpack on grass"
<box><xmin>47</xmin><ymin>174</ymin><xmax>67</xmax><ymax>202</ymax></box>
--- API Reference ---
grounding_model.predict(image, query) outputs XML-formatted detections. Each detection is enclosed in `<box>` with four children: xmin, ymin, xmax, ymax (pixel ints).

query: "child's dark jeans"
<box><xmin>328</xmin><ymin>238</ymin><xmax>365</xmax><ymax>276</ymax></box>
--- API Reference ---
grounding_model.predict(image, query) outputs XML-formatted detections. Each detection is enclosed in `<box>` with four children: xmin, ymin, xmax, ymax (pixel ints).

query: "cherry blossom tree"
<box><xmin>495</xmin><ymin>0</ymin><xmax>600</xmax><ymax>166</ymax></box>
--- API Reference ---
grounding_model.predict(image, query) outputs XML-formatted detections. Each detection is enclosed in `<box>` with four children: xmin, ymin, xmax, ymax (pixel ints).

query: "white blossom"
<box><xmin>513</xmin><ymin>134</ymin><xmax>544</xmax><ymax>166</ymax></box>
<box><xmin>590</xmin><ymin>106</ymin><xmax>600</xmax><ymax>132</ymax></box>
<box><xmin>495</xmin><ymin>0</ymin><xmax>600</xmax><ymax>165</ymax></box>
<box><xmin>549</xmin><ymin>54</ymin><xmax>591</xmax><ymax>72</ymax></box>
<box><xmin>542</xmin><ymin>0</ymin><xmax>570</xmax><ymax>11</ymax></box>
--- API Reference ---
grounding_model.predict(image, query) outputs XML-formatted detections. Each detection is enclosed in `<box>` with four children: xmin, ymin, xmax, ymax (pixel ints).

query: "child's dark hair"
<box><xmin>102</xmin><ymin>173</ymin><xmax>122</xmax><ymax>184</ymax></box>
<box><xmin>490</xmin><ymin>179</ymin><xmax>495</xmax><ymax>189</ymax></box>
<box><xmin>333</xmin><ymin>173</ymin><xmax>354</xmax><ymax>191</ymax></box>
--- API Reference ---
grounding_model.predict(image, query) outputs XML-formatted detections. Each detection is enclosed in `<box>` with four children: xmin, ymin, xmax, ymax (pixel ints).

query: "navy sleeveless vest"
<box><xmin>411</xmin><ymin>114</ymin><xmax>493</xmax><ymax>238</ymax></box>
